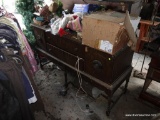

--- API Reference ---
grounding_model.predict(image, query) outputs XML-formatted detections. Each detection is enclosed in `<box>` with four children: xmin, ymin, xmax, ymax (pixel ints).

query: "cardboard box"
<box><xmin>82</xmin><ymin>11</ymin><xmax>139</xmax><ymax>55</ymax></box>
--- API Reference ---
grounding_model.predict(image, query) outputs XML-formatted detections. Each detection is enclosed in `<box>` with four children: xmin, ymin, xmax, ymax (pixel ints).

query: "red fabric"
<box><xmin>58</xmin><ymin>28</ymin><xmax>68</xmax><ymax>37</ymax></box>
<box><xmin>73</xmin><ymin>15</ymin><xmax>78</xmax><ymax>19</ymax></box>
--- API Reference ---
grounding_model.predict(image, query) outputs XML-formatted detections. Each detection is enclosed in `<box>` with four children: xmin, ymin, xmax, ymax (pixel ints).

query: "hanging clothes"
<box><xmin>0</xmin><ymin>71</ymin><xmax>22</xmax><ymax>120</ymax></box>
<box><xmin>22</xmin><ymin>67</ymin><xmax>37</xmax><ymax>104</ymax></box>
<box><xmin>0</xmin><ymin>16</ymin><xmax>38</xmax><ymax>74</ymax></box>
<box><xmin>0</xmin><ymin>53</ymin><xmax>35</xmax><ymax>120</ymax></box>
<box><xmin>0</xmin><ymin>23</ymin><xmax>20</xmax><ymax>49</ymax></box>
<box><xmin>0</xmin><ymin>48</ymin><xmax>37</xmax><ymax>103</ymax></box>
<box><xmin>0</xmin><ymin>17</ymin><xmax>25</xmax><ymax>49</ymax></box>
<box><xmin>0</xmin><ymin>7</ymin><xmax>41</xmax><ymax>119</ymax></box>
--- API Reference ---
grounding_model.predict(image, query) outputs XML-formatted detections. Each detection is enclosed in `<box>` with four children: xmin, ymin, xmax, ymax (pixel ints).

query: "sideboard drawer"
<box><xmin>45</xmin><ymin>32</ymin><xmax>84</xmax><ymax>58</ymax></box>
<box><xmin>84</xmin><ymin>46</ymin><xmax>133</xmax><ymax>85</ymax></box>
<box><xmin>47</xmin><ymin>43</ymin><xmax>84</xmax><ymax>70</ymax></box>
<box><xmin>84</xmin><ymin>46</ymin><xmax>113</xmax><ymax>84</ymax></box>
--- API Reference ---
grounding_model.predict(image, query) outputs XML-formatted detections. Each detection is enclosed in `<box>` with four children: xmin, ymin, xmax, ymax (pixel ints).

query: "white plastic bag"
<box><xmin>51</xmin><ymin>18</ymin><xmax>62</xmax><ymax>35</ymax></box>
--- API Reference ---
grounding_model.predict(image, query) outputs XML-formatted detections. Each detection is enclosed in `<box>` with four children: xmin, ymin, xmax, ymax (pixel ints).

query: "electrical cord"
<box><xmin>75</xmin><ymin>97</ymin><xmax>90</xmax><ymax>113</ymax></box>
<box><xmin>74</xmin><ymin>56</ymin><xmax>90</xmax><ymax>113</ymax></box>
<box><xmin>75</xmin><ymin>56</ymin><xmax>87</xmax><ymax>98</ymax></box>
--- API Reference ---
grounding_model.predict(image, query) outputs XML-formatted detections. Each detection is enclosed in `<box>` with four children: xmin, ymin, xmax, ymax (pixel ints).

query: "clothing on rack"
<box><xmin>22</xmin><ymin>67</ymin><xmax>37</xmax><ymax>104</ymax></box>
<box><xmin>0</xmin><ymin>54</ymin><xmax>35</xmax><ymax>120</ymax></box>
<box><xmin>0</xmin><ymin>23</ymin><xmax>20</xmax><ymax>49</ymax></box>
<box><xmin>0</xmin><ymin>22</ymin><xmax>38</xmax><ymax>103</ymax></box>
<box><xmin>0</xmin><ymin>6</ymin><xmax>39</xmax><ymax>120</ymax></box>
<box><xmin>0</xmin><ymin>14</ymin><xmax>38</xmax><ymax>74</ymax></box>
<box><xmin>0</xmin><ymin>71</ymin><xmax>22</xmax><ymax>120</ymax></box>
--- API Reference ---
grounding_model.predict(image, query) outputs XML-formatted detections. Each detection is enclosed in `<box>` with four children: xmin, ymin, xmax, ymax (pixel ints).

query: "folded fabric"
<box><xmin>67</xmin><ymin>16</ymin><xmax>82</xmax><ymax>32</ymax></box>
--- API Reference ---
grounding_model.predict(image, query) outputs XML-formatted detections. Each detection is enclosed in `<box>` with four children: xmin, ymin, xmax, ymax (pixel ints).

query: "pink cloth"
<box><xmin>20</xmin><ymin>30</ymin><xmax>39</xmax><ymax>74</ymax></box>
<box><xmin>5</xmin><ymin>12</ymin><xmax>38</xmax><ymax>74</ymax></box>
<box><xmin>6</xmin><ymin>13</ymin><xmax>39</xmax><ymax>74</ymax></box>
<box><xmin>67</xmin><ymin>16</ymin><xmax>82</xmax><ymax>32</ymax></box>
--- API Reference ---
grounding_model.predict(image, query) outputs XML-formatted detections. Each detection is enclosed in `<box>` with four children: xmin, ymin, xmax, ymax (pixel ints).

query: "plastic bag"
<box><xmin>51</xmin><ymin>18</ymin><xmax>62</xmax><ymax>35</ymax></box>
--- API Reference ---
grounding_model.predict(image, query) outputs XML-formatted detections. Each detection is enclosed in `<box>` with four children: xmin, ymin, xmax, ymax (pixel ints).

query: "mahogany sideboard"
<box><xmin>31</xmin><ymin>23</ymin><xmax>134</xmax><ymax>115</ymax></box>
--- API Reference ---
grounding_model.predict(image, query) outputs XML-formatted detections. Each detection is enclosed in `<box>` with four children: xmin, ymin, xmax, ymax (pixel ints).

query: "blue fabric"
<box><xmin>21</xmin><ymin>72</ymin><xmax>34</xmax><ymax>99</ymax></box>
<box><xmin>73</xmin><ymin>4</ymin><xmax>89</xmax><ymax>13</ymax></box>
<box><xmin>88</xmin><ymin>4</ymin><xmax>100</xmax><ymax>13</ymax></box>
<box><xmin>72</xmin><ymin>4</ymin><xmax>100</xmax><ymax>13</ymax></box>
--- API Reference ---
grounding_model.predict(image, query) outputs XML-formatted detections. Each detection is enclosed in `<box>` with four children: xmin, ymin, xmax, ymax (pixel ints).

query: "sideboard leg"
<box><xmin>60</xmin><ymin>68</ymin><xmax>68</xmax><ymax>96</ymax></box>
<box><xmin>124</xmin><ymin>77</ymin><xmax>129</xmax><ymax>94</ymax></box>
<box><xmin>124</xmin><ymin>70</ymin><xmax>132</xmax><ymax>94</ymax></box>
<box><xmin>106</xmin><ymin>95</ymin><xmax>112</xmax><ymax>116</ymax></box>
<box><xmin>141</xmin><ymin>78</ymin><xmax>152</xmax><ymax>92</ymax></box>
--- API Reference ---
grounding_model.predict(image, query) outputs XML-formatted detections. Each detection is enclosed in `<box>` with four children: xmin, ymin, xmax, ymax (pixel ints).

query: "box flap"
<box><xmin>84</xmin><ymin>11</ymin><xmax>125</xmax><ymax>24</ymax></box>
<box><xmin>82</xmin><ymin>16</ymin><xmax>121</xmax><ymax>45</ymax></box>
<box><xmin>124</xmin><ymin>11</ymin><xmax>137</xmax><ymax>48</ymax></box>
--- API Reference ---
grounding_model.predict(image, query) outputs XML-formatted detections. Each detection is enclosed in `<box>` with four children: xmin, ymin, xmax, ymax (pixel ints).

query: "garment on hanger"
<box><xmin>0</xmin><ymin>7</ymin><xmax>39</xmax><ymax>120</ymax></box>
<box><xmin>22</xmin><ymin>67</ymin><xmax>37</xmax><ymax>104</ymax></box>
<box><xmin>0</xmin><ymin>16</ymin><xmax>38</xmax><ymax>74</ymax></box>
<box><xmin>0</xmin><ymin>71</ymin><xmax>22</xmax><ymax>120</ymax></box>
<box><xmin>0</xmin><ymin>54</ymin><xmax>35</xmax><ymax>120</ymax></box>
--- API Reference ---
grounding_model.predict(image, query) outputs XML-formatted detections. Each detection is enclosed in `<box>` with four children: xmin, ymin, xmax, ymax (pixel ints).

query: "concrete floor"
<box><xmin>34</xmin><ymin>52</ymin><xmax>160</xmax><ymax>120</ymax></box>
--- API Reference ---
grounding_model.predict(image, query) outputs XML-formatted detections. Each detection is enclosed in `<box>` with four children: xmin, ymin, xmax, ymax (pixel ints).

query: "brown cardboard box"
<box><xmin>82</xmin><ymin>11</ymin><xmax>138</xmax><ymax>55</ymax></box>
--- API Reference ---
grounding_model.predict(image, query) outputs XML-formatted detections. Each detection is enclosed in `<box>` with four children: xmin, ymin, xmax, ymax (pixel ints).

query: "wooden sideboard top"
<box><xmin>31</xmin><ymin>23</ymin><xmax>51</xmax><ymax>32</ymax></box>
<box><xmin>31</xmin><ymin>23</ymin><xmax>82</xmax><ymax>43</ymax></box>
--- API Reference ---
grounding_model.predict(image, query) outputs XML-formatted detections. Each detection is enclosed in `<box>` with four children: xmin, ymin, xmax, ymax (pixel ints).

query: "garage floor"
<box><xmin>34</xmin><ymin>52</ymin><xmax>160</xmax><ymax>120</ymax></box>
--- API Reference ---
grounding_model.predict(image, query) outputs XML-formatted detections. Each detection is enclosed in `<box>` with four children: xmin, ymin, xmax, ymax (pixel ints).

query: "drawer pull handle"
<box><xmin>48</xmin><ymin>49</ymin><xmax>52</xmax><ymax>52</ymax></box>
<box><xmin>92</xmin><ymin>60</ymin><xmax>103</xmax><ymax>70</ymax></box>
<box><xmin>74</xmin><ymin>48</ymin><xmax>78</xmax><ymax>52</ymax></box>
